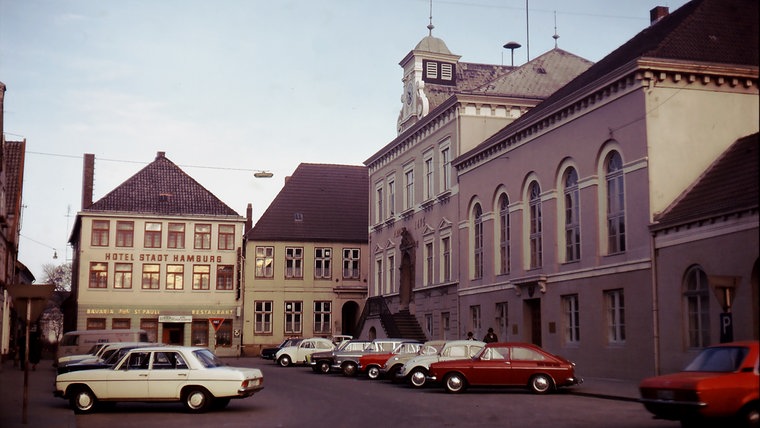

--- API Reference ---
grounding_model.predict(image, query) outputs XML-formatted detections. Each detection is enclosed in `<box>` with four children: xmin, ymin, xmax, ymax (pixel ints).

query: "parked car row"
<box><xmin>270</xmin><ymin>337</ymin><xmax>583</xmax><ymax>396</ymax></box>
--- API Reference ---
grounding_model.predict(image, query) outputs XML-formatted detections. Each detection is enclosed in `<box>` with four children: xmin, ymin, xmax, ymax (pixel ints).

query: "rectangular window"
<box><xmin>441</xmin><ymin>236</ymin><xmax>451</xmax><ymax>282</ymax></box>
<box><xmin>91</xmin><ymin>220</ymin><xmax>109</xmax><ymax>247</ymax></box>
<box><xmin>424</xmin><ymin>154</ymin><xmax>434</xmax><ymax>200</ymax></box>
<box><xmin>285</xmin><ymin>247</ymin><xmax>303</xmax><ymax>278</ymax></box>
<box><xmin>285</xmin><ymin>301</ymin><xmax>302</xmax><ymax>335</ymax></box>
<box><xmin>425</xmin><ymin>241</ymin><xmax>434</xmax><ymax>286</ymax></box>
<box><xmin>404</xmin><ymin>167</ymin><xmax>415</xmax><ymax>210</ymax></box>
<box><xmin>140</xmin><ymin>318</ymin><xmax>158</xmax><ymax>343</ymax></box>
<box><xmin>216</xmin><ymin>320</ymin><xmax>232</xmax><ymax>347</ymax></box>
<box><xmin>441</xmin><ymin>312</ymin><xmax>451</xmax><ymax>340</ymax></box>
<box><xmin>144</xmin><ymin>222</ymin><xmax>162</xmax><ymax>248</ymax></box>
<box><xmin>563</xmin><ymin>294</ymin><xmax>580</xmax><ymax>343</ymax></box>
<box><xmin>496</xmin><ymin>302</ymin><xmax>508</xmax><ymax>342</ymax></box>
<box><xmin>255</xmin><ymin>246</ymin><xmax>274</xmax><ymax>278</ymax></box>
<box><xmin>387</xmin><ymin>179</ymin><xmax>396</xmax><ymax>216</ymax></box>
<box><xmin>216</xmin><ymin>265</ymin><xmax>234</xmax><ymax>290</ymax></box>
<box><xmin>255</xmin><ymin>301</ymin><xmax>273</xmax><ymax>334</ymax></box>
<box><xmin>425</xmin><ymin>60</ymin><xmax>438</xmax><ymax>79</ymax></box>
<box><xmin>194</xmin><ymin>224</ymin><xmax>211</xmax><ymax>250</ymax></box>
<box><xmin>115</xmin><ymin>221</ymin><xmax>133</xmax><ymax>247</ymax></box>
<box><xmin>192</xmin><ymin>265</ymin><xmax>211</xmax><ymax>290</ymax></box>
<box><xmin>314</xmin><ymin>248</ymin><xmax>332</xmax><ymax>279</ymax></box>
<box><xmin>375</xmin><ymin>258</ymin><xmax>383</xmax><ymax>296</ymax></box>
<box><xmin>112</xmin><ymin>318</ymin><xmax>131</xmax><ymax>329</ymax></box>
<box><xmin>387</xmin><ymin>254</ymin><xmax>395</xmax><ymax>293</ymax></box>
<box><xmin>141</xmin><ymin>264</ymin><xmax>160</xmax><ymax>289</ymax></box>
<box><xmin>441</xmin><ymin>63</ymin><xmax>453</xmax><ymax>80</ymax></box>
<box><xmin>218</xmin><ymin>224</ymin><xmax>235</xmax><ymax>250</ymax></box>
<box><xmin>166</xmin><ymin>264</ymin><xmax>184</xmax><ymax>290</ymax></box>
<box><xmin>314</xmin><ymin>301</ymin><xmax>331</xmax><ymax>334</ymax></box>
<box><xmin>167</xmin><ymin>222</ymin><xmax>185</xmax><ymax>249</ymax></box>
<box><xmin>470</xmin><ymin>305</ymin><xmax>481</xmax><ymax>334</ymax></box>
<box><xmin>89</xmin><ymin>262</ymin><xmax>108</xmax><ymax>288</ymax></box>
<box><xmin>343</xmin><ymin>248</ymin><xmax>360</xmax><ymax>279</ymax></box>
<box><xmin>605</xmin><ymin>289</ymin><xmax>625</xmax><ymax>343</ymax></box>
<box><xmin>114</xmin><ymin>263</ymin><xmax>132</xmax><ymax>289</ymax></box>
<box><xmin>375</xmin><ymin>185</ymin><xmax>384</xmax><ymax>223</ymax></box>
<box><xmin>440</xmin><ymin>147</ymin><xmax>451</xmax><ymax>191</ymax></box>
<box><xmin>191</xmin><ymin>320</ymin><xmax>209</xmax><ymax>346</ymax></box>
<box><xmin>86</xmin><ymin>318</ymin><xmax>106</xmax><ymax>330</ymax></box>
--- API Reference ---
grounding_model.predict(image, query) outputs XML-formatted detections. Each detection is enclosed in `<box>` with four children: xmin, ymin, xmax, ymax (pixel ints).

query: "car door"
<box><xmin>297</xmin><ymin>340</ymin><xmax>314</xmax><ymax>362</ymax></box>
<box><xmin>468</xmin><ymin>347</ymin><xmax>512</xmax><ymax>386</ymax></box>
<box><xmin>107</xmin><ymin>351</ymin><xmax>150</xmax><ymax>399</ymax></box>
<box><xmin>148</xmin><ymin>351</ymin><xmax>190</xmax><ymax>399</ymax></box>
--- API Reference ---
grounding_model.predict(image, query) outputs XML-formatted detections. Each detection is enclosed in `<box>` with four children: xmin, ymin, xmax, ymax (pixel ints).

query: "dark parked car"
<box><xmin>57</xmin><ymin>344</ymin><xmax>155</xmax><ymax>374</ymax></box>
<box><xmin>639</xmin><ymin>341</ymin><xmax>759</xmax><ymax>427</ymax></box>
<box><xmin>260</xmin><ymin>338</ymin><xmax>302</xmax><ymax>360</ymax></box>
<box><xmin>427</xmin><ymin>342</ymin><xmax>582</xmax><ymax>394</ymax></box>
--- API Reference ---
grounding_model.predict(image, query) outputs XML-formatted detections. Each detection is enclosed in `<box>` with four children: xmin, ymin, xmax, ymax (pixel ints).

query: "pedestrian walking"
<box><xmin>483</xmin><ymin>327</ymin><xmax>498</xmax><ymax>343</ymax></box>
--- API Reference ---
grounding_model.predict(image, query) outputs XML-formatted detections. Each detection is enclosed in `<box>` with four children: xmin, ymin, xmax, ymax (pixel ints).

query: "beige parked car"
<box><xmin>55</xmin><ymin>346</ymin><xmax>264</xmax><ymax>414</ymax></box>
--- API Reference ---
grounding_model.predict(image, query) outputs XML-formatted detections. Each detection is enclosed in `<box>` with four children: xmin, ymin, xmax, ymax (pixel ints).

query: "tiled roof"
<box><xmin>3</xmin><ymin>140</ymin><xmax>25</xmax><ymax>218</ymax></box>
<box><xmin>87</xmin><ymin>152</ymin><xmax>240</xmax><ymax>217</ymax></box>
<box><xmin>464</xmin><ymin>0</ymin><xmax>759</xmax><ymax>159</ymax></box>
<box><xmin>246</xmin><ymin>163</ymin><xmax>368</xmax><ymax>243</ymax></box>
<box><xmin>424</xmin><ymin>61</ymin><xmax>513</xmax><ymax>111</ymax></box>
<box><xmin>653</xmin><ymin>133</ymin><xmax>758</xmax><ymax>229</ymax></box>
<box><xmin>472</xmin><ymin>49</ymin><xmax>593</xmax><ymax>98</ymax></box>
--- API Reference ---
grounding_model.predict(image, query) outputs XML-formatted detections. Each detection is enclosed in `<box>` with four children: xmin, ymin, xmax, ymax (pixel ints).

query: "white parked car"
<box><xmin>54</xmin><ymin>346</ymin><xmax>264</xmax><ymax>414</ymax></box>
<box><xmin>397</xmin><ymin>339</ymin><xmax>485</xmax><ymax>388</ymax></box>
<box><xmin>275</xmin><ymin>337</ymin><xmax>335</xmax><ymax>367</ymax></box>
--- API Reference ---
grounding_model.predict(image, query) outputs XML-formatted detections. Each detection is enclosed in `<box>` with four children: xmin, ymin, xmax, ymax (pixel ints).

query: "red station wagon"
<box><xmin>639</xmin><ymin>341</ymin><xmax>759</xmax><ymax>427</ymax></box>
<box><xmin>427</xmin><ymin>342</ymin><xmax>582</xmax><ymax>394</ymax></box>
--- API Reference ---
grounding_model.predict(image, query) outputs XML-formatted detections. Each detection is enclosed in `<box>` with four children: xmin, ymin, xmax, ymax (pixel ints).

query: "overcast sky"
<box><xmin>0</xmin><ymin>0</ymin><xmax>690</xmax><ymax>280</ymax></box>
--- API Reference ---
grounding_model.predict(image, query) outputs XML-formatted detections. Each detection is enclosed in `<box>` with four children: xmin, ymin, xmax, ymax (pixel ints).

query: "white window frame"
<box><xmin>403</xmin><ymin>163</ymin><xmax>415</xmax><ymax>210</ymax></box>
<box><xmin>423</xmin><ymin>150</ymin><xmax>434</xmax><ymax>201</ymax></box>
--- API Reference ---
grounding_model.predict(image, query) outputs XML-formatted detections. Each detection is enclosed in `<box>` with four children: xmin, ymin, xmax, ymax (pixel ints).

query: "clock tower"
<box><xmin>397</xmin><ymin>25</ymin><xmax>460</xmax><ymax>134</ymax></box>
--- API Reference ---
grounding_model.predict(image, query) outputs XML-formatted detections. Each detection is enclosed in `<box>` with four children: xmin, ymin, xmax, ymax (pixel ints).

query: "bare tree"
<box><xmin>40</xmin><ymin>263</ymin><xmax>71</xmax><ymax>345</ymax></box>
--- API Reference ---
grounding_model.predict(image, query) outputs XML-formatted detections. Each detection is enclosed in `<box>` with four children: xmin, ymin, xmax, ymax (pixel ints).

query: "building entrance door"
<box><xmin>524</xmin><ymin>299</ymin><xmax>542</xmax><ymax>346</ymax></box>
<box><xmin>162</xmin><ymin>323</ymin><xmax>184</xmax><ymax>345</ymax></box>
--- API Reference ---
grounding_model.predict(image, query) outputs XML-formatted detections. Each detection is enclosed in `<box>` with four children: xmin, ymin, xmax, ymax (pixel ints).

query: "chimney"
<box><xmin>650</xmin><ymin>6</ymin><xmax>669</xmax><ymax>25</ymax></box>
<box><xmin>156</xmin><ymin>151</ymin><xmax>165</xmax><ymax>159</ymax></box>
<box><xmin>82</xmin><ymin>153</ymin><xmax>95</xmax><ymax>209</ymax></box>
<box><xmin>245</xmin><ymin>203</ymin><xmax>253</xmax><ymax>233</ymax></box>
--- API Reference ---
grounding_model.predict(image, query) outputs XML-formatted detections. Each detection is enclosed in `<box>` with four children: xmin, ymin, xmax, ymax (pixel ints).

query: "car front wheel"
<box><xmin>278</xmin><ymin>355</ymin><xmax>292</xmax><ymax>367</ymax></box>
<box><xmin>367</xmin><ymin>366</ymin><xmax>381</xmax><ymax>380</ymax></box>
<box><xmin>444</xmin><ymin>373</ymin><xmax>467</xmax><ymax>393</ymax></box>
<box><xmin>529</xmin><ymin>374</ymin><xmax>554</xmax><ymax>394</ymax></box>
<box><xmin>318</xmin><ymin>361</ymin><xmax>331</xmax><ymax>374</ymax></box>
<box><xmin>70</xmin><ymin>387</ymin><xmax>98</xmax><ymax>414</ymax></box>
<box><xmin>409</xmin><ymin>367</ymin><xmax>427</xmax><ymax>388</ymax></box>
<box><xmin>183</xmin><ymin>387</ymin><xmax>211</xmax><ymax>413</ymax></box>
<box><xmin>342</xmin><ymin>362</ymin><xmax>358</xmax><ymax>377</ymax></box>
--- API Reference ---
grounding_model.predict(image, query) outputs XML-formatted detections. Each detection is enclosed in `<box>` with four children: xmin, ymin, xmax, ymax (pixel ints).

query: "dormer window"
<box><xmin>423</xmin><ymin>60</ymin><xmax>456</xmax><ymax>85</ymax></box>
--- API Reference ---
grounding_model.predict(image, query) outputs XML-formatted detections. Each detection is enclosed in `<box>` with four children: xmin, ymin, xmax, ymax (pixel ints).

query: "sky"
<box><xmin>0</xmin><ymin>0</ymin><xmax>691</xmax><ymax>281</ymax></box>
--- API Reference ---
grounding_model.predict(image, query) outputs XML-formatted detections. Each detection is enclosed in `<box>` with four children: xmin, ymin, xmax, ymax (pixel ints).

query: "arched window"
<box><xmin>684</xmin><ymin>266</ymin><xmax>710</xmax><ymax>348</ymax></box>
<box><xmin>498</xmin><ymin>194</ymin><xmax>510</xmax><ymax>275</ymax></box>
<box><xmin>529</xmin><ymin>182</ymin><xmax>542</xmax><ymax>269</ymax></box>
<box><xmin>606</xmin><ymin>152</ymin><xmax>625</xmax><ymax>253</ymax></box>
<box><xmin>564</xmin><ymin>168</ymin><xmax>580</xmax><ymax>262</ymax></box>
<box><xmin>473</xmin><ymin>204</ymin><xmax>484</xmax><ymax>279</ymax></box>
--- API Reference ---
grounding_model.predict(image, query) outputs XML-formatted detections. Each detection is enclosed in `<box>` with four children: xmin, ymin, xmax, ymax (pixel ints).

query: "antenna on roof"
<box><xmin>525</xmin><ymin>0</ymin><xmax>530</xmax><ymax>61</ymax></box>
<box><xmin>428</xmin><ymin>0</ymin><xmax>434</xmax><ymax>36</ymax></box>
<box><xmin>553</xmin><ymin>11</ymin><xmax>560</xmax><ymax>48</ymax></box>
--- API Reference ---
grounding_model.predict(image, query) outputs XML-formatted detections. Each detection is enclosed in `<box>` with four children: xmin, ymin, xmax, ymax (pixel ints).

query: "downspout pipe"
<box><xmin>649</xmin><ymin>230</ymin><xmax>661</xmax><ymax>376</ymax></box>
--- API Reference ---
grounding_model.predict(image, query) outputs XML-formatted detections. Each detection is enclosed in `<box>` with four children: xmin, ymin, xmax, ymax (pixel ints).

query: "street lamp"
<box><xmin>253</xmin><ymin>171</ymin><xmax>273</xmax><ymax>178</ymax></box>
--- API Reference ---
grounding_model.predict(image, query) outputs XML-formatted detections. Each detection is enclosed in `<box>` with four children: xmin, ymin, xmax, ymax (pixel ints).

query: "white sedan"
<box><xmin>54</xmin><ymin>345</ymin><xmax>264</xmax><ymax>414</ymax></box>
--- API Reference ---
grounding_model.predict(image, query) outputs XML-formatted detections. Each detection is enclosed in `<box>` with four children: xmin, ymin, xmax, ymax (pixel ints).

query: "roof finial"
<box><xmin>427</xmin><ymin>0</ymin><xmax>435</xmax><ymax>36</ymax></box>
<box><xmin>552</xmin><ymin>11</ymin><xmax>560</xmax><ymax>48</ymax></box>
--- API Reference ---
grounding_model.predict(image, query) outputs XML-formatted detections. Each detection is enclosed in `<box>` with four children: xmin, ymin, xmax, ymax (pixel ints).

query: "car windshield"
<box><xmin>194</xmin><ymin>349</ymin><xmax>226</xmax><ymax>368</ymax></box>
<box><xmin>684</xmin><ymin>346</ymin><xmax>749</xmax><ymax>372</ymax></box>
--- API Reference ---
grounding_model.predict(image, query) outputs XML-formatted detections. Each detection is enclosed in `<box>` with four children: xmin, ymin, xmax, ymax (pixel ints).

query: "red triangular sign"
<box><xmin>209</xmin><ymin>318</ymin><xmax>225</xmax><ymax>332</ymax></box>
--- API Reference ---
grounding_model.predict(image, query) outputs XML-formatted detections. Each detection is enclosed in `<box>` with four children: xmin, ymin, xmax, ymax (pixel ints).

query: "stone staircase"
<box><xmin>389</xmin><ymin>309</ymin><xmax>427</xmax><ymax>342</ymax></box>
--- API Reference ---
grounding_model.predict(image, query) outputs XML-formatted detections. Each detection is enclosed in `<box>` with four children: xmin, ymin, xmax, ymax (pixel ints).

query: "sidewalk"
<box><xmin>570</xmin><ymin>376</ymin><xmax>641</xmax><ymax>402</ymax></box>
<box><xmin>0</xmin><ymin>359</ymin><xmax>76</xmax><ymax>428</ymax></box>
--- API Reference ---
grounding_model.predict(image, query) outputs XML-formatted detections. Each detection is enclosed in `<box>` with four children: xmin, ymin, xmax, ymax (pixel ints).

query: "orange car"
<box><xmin>639</xmin><ymin>341</ymin><xmax>759</xmax><ymax>427</ymax></box>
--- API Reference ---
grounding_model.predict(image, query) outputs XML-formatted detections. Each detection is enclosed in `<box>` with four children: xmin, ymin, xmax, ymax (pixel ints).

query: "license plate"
<box><xmin>656</xmin><ymin>390</ymin><xmax>674</xmax><ymax>400</ymax></box>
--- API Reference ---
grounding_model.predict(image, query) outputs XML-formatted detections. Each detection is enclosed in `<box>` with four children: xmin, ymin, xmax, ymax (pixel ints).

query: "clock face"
<box><xmin>405</xmin><ymin>82</ymin><xmax>413</xmax><ymax>105</ymax></box>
